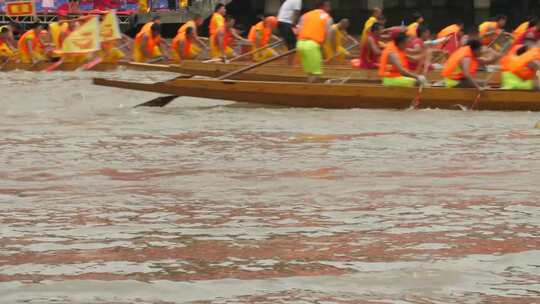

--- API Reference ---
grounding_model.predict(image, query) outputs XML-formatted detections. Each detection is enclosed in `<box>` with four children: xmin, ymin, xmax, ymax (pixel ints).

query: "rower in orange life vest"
<box><xmin>248</xmin><ymin>16</ymin><xmax>280</xmax><ymax>62</ymax></box>
<box><xmin>0</xmin><ymin>26</ymin><xmax>15</xmax><ymax>62</ymax></box>
<box><xmin>501</xmin><ymin>38</ymin><xmax>540</xmax><ymax>90</ymax></box>
<box><xmin>209</xmin><ymin>3</ymin><xmax>227</xmax><ymax>58</ymax></box>
<box><xmin>513</xmin><ymin>19</ymin><xmax>540</xmax><ymax>46</ymax></box>
<box><xmin>172</xmin><ymin>14</ymin><xmax>207</xmax><ymax>61</ymax></box>
<box><xmin>379</xmin><ymin>32</ymin><xmax>426</xmax><ymax>87</ymax></box>
<box><xmin>296</xmin><ymin>0</ymin><xmax>333</xmax><ymax>83</ymax></box>
<box><xmin>141</xmin><ymin>15</ymin><xmax>161</xmax><ymax>34</ymax></box>
<box><xmin>324</xmin><ymin>18</ymin><xmax>354</xmax><ymax>63</ymax></box>
<box><xmin>512</xmin><ymin>16</ymin><xmax>535</xmax><ymax>40</ymax></box>
<box><xmin>133</xmin><ymin>23</ymin><xmax>165</xmax><ymax>63</ymax></box>
<box><xmin>213</xmin><ymin>15</ymin><xmax>248</xmax><ymax>61</ymax></box>
<box><xmin>478</xmin><ymin>15</ymin><xmax>507</xmax><ymax>46</ymax></box>
<box><xmin>441</xmin><ymin>39</ymin><xmax>501</xmax><ymax>89</ymax></box>
<box><xmin>406</xmin><ymin>11</ymin><xmax>424</xmax><ymax>38</ymax></box>
<box><xmin>357</xmin><ymin>22</ymin><xmax>382</xmax><ymax>69</ymax></box>
<box><xmin>18</xmin><ymin>22</ymin><xmax>47</xmax><ymax>64</ymax></box>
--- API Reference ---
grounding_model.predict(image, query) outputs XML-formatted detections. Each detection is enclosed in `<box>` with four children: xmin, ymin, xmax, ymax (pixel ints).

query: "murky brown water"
<box><xmin>1</xmin><ymin>70</ymin><xmax>540</xmax><ymax>303</ymax></box>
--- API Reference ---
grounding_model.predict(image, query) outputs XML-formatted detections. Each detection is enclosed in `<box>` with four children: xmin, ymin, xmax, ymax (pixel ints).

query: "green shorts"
<box><xmin>297</xmin><ymin>39</ymin><xmax>322</xmax><ymax>75</ymax></box>
<box><xmin>444</xmin><ymin>78</ymin><xmax>460</xmax><ymax>88</ymax></box>
<box><xmin>382</xmin><ymin>76</ymin><xmax>416</xmax><ymax>88</ymax></box>
<box><xmin>501</xmin><ymin>71</ymin><xmax>534</xmax><ymax>90</ymax></box>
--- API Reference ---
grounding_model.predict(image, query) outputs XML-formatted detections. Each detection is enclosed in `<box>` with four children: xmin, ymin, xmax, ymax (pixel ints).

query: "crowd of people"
<box><xmin>2</xmin><ymin>0</ymin><xmax>540</xmax><ymax>91</ymax></box>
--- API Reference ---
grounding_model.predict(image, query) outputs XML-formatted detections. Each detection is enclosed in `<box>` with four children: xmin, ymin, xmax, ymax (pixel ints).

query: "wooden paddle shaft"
<box><xmin>228</xmin><ymin>40</ymin><xmax>284</xmax><ymax>63</ymax></box>
<box><xmin>217</xmin><ymin>49</ymin><xmax>296</xmax><ymax>80</ymax></box>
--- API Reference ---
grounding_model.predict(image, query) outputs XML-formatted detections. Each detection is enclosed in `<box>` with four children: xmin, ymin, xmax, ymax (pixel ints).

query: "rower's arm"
<box><xmin>255</xmin><ymin>29</ymin><xmax>262</xmax><ymax>47</ymax></box>
<box><xmin>367</xmin><ymin>37</ymin><xmax>381</xmax><ymax>56</ymax></box>
<box><xmin>460</xmin><ymin>57</ymin><xmax>481</xmax><ymax>90</ymax></box>
<box><xmin>388</xmin><ymin>52</ymin><xmax>417</xmax><ymax>79</ymax></box>
<box><xmin>217</xmin><ymin>30</ymin><xmax>226</xmax><ymax>58</ymax></box>
<box><xmin>292</xmin><ymin>10</ymin><xmax>300</xmax><ymax>25</ymax></box>
<box><xmin>231</xmin><ymin>29</ymin><xmax>248</xmax><ymax>43</ymax></box>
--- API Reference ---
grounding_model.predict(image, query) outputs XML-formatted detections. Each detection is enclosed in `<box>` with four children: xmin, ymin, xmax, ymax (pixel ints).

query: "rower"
<box><xmin>408</xmin><ymin>25</ymin><xmax>449</xmax><ymax>71</ymax></box>
<box><xmin>0</xmin><ymin>24</ymin><xmax>16</xmax><ymax>50</ymax></box>
<box><xmin>141</xmin><ymin>15</ymin><xmax>161</xmax><ymax>34</ymax></box>
<box><xmin>18</xmin><ymin>22</ymin><xmax>46</xmax><ymax>64</ymax></box>
<box><xmin>441</xmin><ymin>39</ymin><xmax>501</xmax><ymax>89</ymax></box>
<box><xmin>248</xmin><ymin>16</ymin><xmax>279</xmax><ymax>62</ymax></box>
<box><xmin>324</xmin><ymin>18</ymin><xmax>353</xmax><ymax>63</ymax></box>
<box><xmin>212</xmin><ymin>16</ymin><xmax>247</xmax><ymax>61</ymax></box>
<box><xmin>512</xmin><ymin>16</ymin><xmax>535</xmax><ymax>40</ymax></box>
<box><xmin>357</xmin><ymin>22</ymin><xmax>382</xmax><ymax>69</ymax></box>
<box><xmin>133</xmin><ymin>23</ymin><xmax>164</xmax><ymax>63</ymax></box>
<box><xmin>0</xmin><ymin>26</ymin><xmax>15</xmax><ymax>61</ymax></box>
<box><xmin>438</xmin><ymin>22</ymin><xmax>464</xmax><ymax>39</ymax></box>
<box><xmin>296</xmin><ymin>0</ymin><xmax>333</xmax><ymax>83</ymax></box>
<box><xmin>379</xmin><ymin>32</ymin><xmax>425</xmax><ymax>87</ymax></box>
<box><xmin>513</xmin><ymin>19</ymin><xmax>540</xmax><ymax>46</ymax></box>
<box><xmin>209</xmin><ymin>3</ymin><xmax>226</xmax><ymax>57</ymax></box>
<box><xmin>501</xmin><ymin>40</ymin><xmax>540</xmax><ymax>90</ymax></box>
<box><xmin>406</xmin><ymin>11</ymin><xmax>424</xmax><ymax>38</ymax></box>
<box><xmin>479</xmin><ymin>15</ymin><xmax>507</xmax><ymax>46</ymax></box>
<box><xmin>172</xmin><ymin>14</ymin><xmax>206</xmax><ymax>61</ymax></box>
<box><xmin>360</xmin><ymin>7</ymin><xmax>382</xmax><ymax>48</ymax></box>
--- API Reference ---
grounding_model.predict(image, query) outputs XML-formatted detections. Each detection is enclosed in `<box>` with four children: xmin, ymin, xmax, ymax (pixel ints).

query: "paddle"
<box><xmin>81</xmin><ymin>56</ymin><xmax>102</xmax><ymax>70</ymax></box>
<box><xmin>227</xmin><ymin>40</ymin><xmax>284</xmax><ymax>63</ymax></box>
<box><xmin>324</xmin><ymin>41</ymin><xmax>359</xmax><ymax>64</ymax></box>
<box><xmin>134</xmin><ymin>49</ymin><xmax>296</xmax><ymax>108</ymax></box>
<box><xmin>411</xmin><ymin>49</ymin><xmax>432</xmax><ymax>109</ymax></box>
<box><xmin>43</xmin><ymin>58</ymin><xmax>64</xmax><ymax>72</ymax></box>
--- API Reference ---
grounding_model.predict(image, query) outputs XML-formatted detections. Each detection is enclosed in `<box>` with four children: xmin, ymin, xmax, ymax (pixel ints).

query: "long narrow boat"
<box><xmin>0</xmin><ymin>61</ymin><xmax>120</xmax><ymax>72</ymax></box>
<box><xmin>93</xmin><ymin>77</ymin><xmax>540</xmax><ymax>112</ymax></box>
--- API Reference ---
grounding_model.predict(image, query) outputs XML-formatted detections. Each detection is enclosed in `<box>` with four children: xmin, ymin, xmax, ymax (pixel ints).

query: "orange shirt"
<box><xmin>379</xmin><ymin>41</ymin><xmax>409</xmax><ymax>77</ymax></box>
<box><xmin>248</xmin><ymin>21</ymin><xmax>272</xmax><ymax>47</ymax></box>
<box><xmin>407</xmin><ymin>22</ymin><xmax>419</xmax><ymax>37</ymax></box>
<box><xmin>438</xmin><ymin>24</ymin><xmax>461</xmax><ymax>39</ymax></box>
<box><xmin>209</xmin><ymin>13</ymin><xmax>224</xmax><ymax>37</ymax></box>
<box><xmin>17</xmin><ymin>30</ymin><xmax>42</xmax><ymax>54</ymax></box>
<box><xmin>178</xmin><ymin>20</ymin><xmax>196</xmax><ymax>37</ymax></box>
<box><xmin>442</xmin><ymin>46</ymin><xmax>479</xmax><ymax>80</ymax></box>
<box><xmin>298</xmin><ymin>9</ymin><xmax>331</xmax><ymax>45</ymax></box>
<box><xmin>513</xmin><ymin>21</ymin><xmax>529</xmax><ymax>40</ymax></box>
<box><xmin>140</xmin><ymin>22</ymin><xmax>153</xmax><ymax>34</ymax></box>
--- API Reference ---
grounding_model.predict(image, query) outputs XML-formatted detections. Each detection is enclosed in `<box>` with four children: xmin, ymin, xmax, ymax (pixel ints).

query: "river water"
<box><xmin>1</xmin><ymin>70</ymin><xmax>539</xmax><ymax>303</ymax></box>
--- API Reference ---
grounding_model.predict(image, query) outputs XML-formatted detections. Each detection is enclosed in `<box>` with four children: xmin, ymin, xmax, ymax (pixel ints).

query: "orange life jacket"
<box><xmin>441</xmin><ymin>46</ymin><xmax>479</xmax><ymax>80</ymax></box>
<box><xmin>297</xmin><ymin>9</ymin><xmax>331</xmax><ymax>45</ymax></box>
<box><xmin>509</xmin><ymin>48</ymin><xmax>539</xmax><ymax>80</ymax></box>
<box><xmin>479</xmin><ymin>21</ymin><xmax>500</xmax><ymax>45</ymax></box>
<box><xmin>248</xmin><ymin>21</ymin><xmax>271</xmax><ymax>46</ymax></box>
<box><xmin>135</xmin><ymin>31</ymin><xmax>160</xmax><ymax>54</ymax></box>
<box><xmin>437</xmin><ymin>24</ymin><xmax>460</xmax><ymax>39</ymax></box>
<box><xmin>178</xmin><ymin>20</ymin><xmax>196</xmax><ymax>37</ymax></box>
<box><xmin>209</xmin><ymin>13</ymin><xmax>224</xmax><ymax>37</ymax></box>
<box><xmin>513</xmin><ymin>21</ymin><xmax>529</xmax><ymax>40</ymax></box>
<box><xmin>501</xmin><ymin>44</ymin><xmax>522</xmax><ymax>72</ymax></box>
<box><xmin>378</xmin><ymin>41</ymin><xmax>409</xmax><ymax>77</ymax></box>
<box><xmin>17</xmin><ymin>30</ymin><xmax>42</xmax><ymax>54</ymax></box>
<box><xmin>140</xmin><ymin>22</ymin><xmax>153</xmax><ymax>34</ymax></box>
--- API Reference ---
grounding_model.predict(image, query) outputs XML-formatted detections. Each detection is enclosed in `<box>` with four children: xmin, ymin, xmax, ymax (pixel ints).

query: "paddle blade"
<box><xmin>43</xmin><ymin>59</ymin><xmax>64</xmax><ymax>72</ymax></box>
<box><xmin>135</xmin><ymin>95</ymin><xmax>178</xmax><ymax>107</ymax></box>
<box><xmin>81</xmin><ymin>57</ymin><xmax>102</xmax><ymax>70</ymax></box>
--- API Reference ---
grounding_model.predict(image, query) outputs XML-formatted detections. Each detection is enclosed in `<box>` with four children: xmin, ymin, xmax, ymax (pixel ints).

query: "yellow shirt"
<box><xmin>360</xmin><ymin>16</ymin><xmax>377</xmax><ymax>47</ymax></box>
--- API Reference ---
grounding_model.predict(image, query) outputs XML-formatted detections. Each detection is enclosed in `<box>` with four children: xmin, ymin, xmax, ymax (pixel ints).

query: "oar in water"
<box><xmin>410</xmin><ymin>50</ymin><xmax>432</xmax><ymax>109</ymax></box>
<box><xmin>81</xmin><ymin>56</ymin><xmax>103</xmax><ymax>70</ymax></box>
<box><xmin>43</xmin><ymin>58</ymin><xmax>64</xmax><ymax>72</ymax></box>
<box><xmin>134</xmin><ymin>49</ymin><xmax>296</xmax><ymax>108</ymax></box>
<box><xmin>227</xmin><ymin>40</ymin><xmax>284</xmax><ymax>63</ymax></box>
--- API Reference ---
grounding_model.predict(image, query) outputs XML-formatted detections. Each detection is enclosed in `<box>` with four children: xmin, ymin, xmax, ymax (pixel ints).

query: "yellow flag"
<box><xmin>100</xmin><ymin>11</ymin><xmax>122</xmax><ymax>42</ymax></box>
<box><xmin>62</xmin><ymin>16</ymin><xmax>101</xmax><ymax>54</ymax></box>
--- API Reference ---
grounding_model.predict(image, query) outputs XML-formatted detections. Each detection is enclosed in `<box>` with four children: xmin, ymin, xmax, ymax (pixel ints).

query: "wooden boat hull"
<box><xmin>1</xmin><ymin>61</ymin><xmax>119</xmax><ymax>72</ymax></box>
<box><xmin>93</xmin><ymin>77</ymin><xmax>540</xmax><ymax>112</ymax></box>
